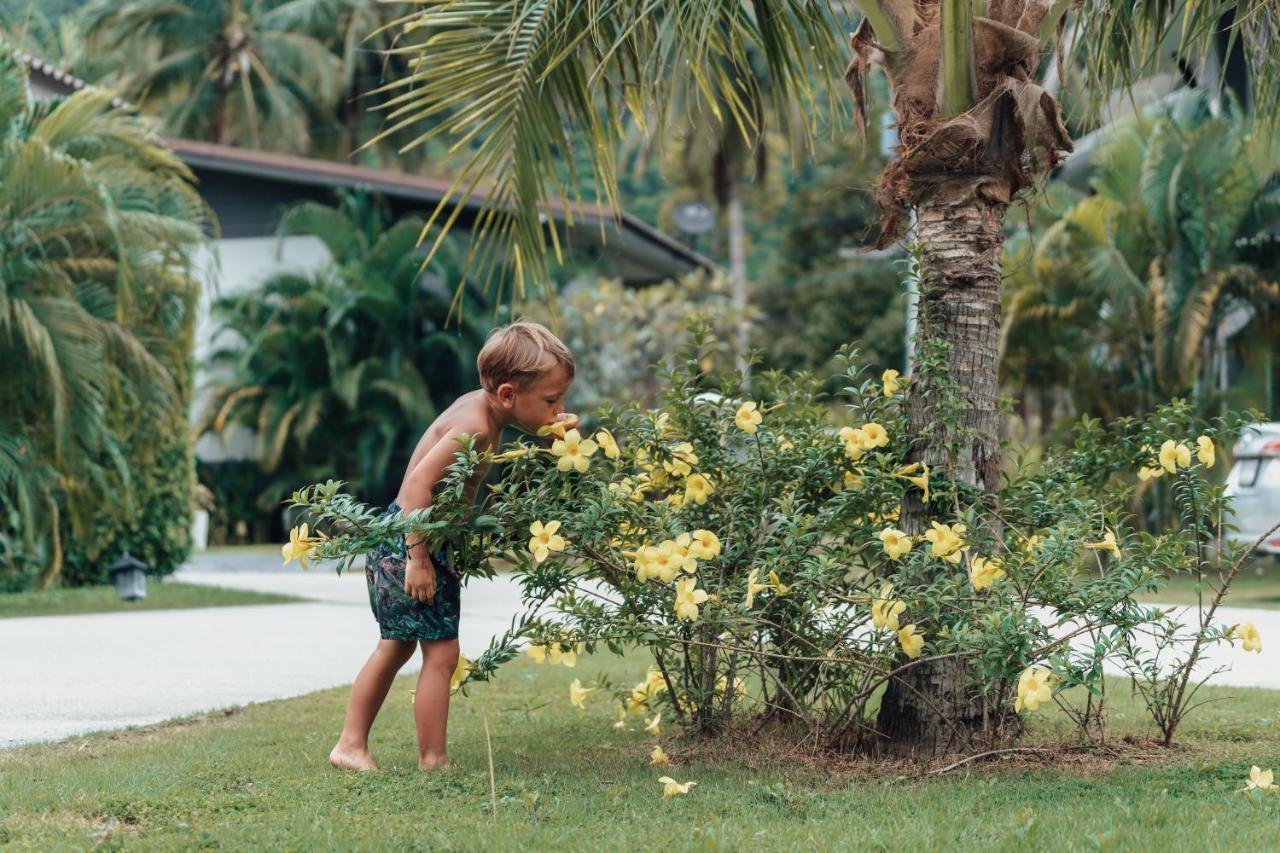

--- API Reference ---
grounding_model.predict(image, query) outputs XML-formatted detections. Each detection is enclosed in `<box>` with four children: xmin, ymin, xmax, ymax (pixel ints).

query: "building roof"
<box><xmin>15</xmin><ymin>49</ymin><xmax>715</xmax><ymax>283</ymax></box>
<box><xmin>167</xmin><ymin>138</ymin><xmax>715</xmax><ymax>283</ymax></box>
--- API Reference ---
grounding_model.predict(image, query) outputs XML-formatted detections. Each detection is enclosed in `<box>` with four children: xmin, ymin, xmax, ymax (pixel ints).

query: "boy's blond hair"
<box><xmin>477</xmin><ymin>321</ymin><xmax>575</xmax><ymax>392</ymax></box>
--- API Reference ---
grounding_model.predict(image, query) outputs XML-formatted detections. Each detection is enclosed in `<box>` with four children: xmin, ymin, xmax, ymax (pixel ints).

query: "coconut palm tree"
<box><xmin>0</xmin><ymin>52</ymin><xmax>209</xmax><ymax>589</ymax></box>
<box><xmin>201</xmin><ymin>191</ymin><xmax>491</xmax><ymax>510</ymax></box>
<box><xmin>78</xmin><ymin>0</ymin><xmax>342</xmax><ymax>153</ymax></box>
<box><xmin>365</xmin><ymin>0</ymin><xmax>1278</xmax><ymax>753</ymax></box>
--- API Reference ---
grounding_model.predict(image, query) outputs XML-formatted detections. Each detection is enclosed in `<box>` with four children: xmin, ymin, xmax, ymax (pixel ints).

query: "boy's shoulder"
<box><xmin>432</xmin><ymin>392</ymin><xmax>496</xmax><ymax>450</ymax></box>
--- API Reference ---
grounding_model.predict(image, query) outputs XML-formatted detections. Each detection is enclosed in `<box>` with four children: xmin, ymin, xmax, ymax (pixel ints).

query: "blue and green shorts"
<box><xmin>365</xmin><ymin>502</ymin><xmax>461</xmax><ymax>642</ymax></box>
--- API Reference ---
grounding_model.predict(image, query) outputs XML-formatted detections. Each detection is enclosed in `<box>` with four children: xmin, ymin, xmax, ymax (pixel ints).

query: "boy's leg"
<box><xmin>415</xmin><ymin>638</ymin><xmax>460</xmax><ymax>769</ymax></box>
<box><xmin>330</xmin><ymin>638</ymin><xmax>417</xmax><ymax>771</ymax></box>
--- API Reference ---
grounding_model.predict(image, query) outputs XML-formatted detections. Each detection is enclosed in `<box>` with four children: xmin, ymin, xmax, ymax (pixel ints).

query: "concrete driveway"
<box><xmin>0</xmin><ymin>553</ymin><xmax>525</xmax><ymax>749</ymax></box>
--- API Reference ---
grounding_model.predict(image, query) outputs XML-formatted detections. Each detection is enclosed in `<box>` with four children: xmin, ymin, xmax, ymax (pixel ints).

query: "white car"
<box><xmin>1224</xmin><ymin>422</ymin><xmax>1280</xmax><ymax>558</ymax></box>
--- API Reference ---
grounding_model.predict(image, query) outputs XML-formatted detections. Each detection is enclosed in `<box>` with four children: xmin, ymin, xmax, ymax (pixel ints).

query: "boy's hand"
<box><xmin>405</xmin><ymin>557</ymin><xmax>437</xmax><ymax>605</ymax></box>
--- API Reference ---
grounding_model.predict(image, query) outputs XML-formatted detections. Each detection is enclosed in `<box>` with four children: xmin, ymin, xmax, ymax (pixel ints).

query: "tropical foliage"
<box><xmin>200</xmin><ymin>191</ymin><xmax>492</xmax><ymax>512</ymax></box>
<box><xmin>1003</xmin><ymin>93</ymin><xmax>1280</xmax><ymax>421</ymax></box>
<box><xmin>75</xmin><ymin>0</ymin><xmax>342</xmax><ymax>153</ymax></box>
<box><xmin>0</xmin><ymin>51</ymin><xmax>208</xmax><ymax>590</ymax></box>
<box><xmin>526</xmin><ymin>273</ymin><xmax>750</xmax><ymax>418</ymax></box>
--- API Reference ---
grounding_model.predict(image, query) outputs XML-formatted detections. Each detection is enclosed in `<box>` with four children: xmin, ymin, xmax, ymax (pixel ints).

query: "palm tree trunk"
<box><xmin>877</xmin><ymin>182</ymin><xmax>1007</xmax><ymax>754</ymax></box>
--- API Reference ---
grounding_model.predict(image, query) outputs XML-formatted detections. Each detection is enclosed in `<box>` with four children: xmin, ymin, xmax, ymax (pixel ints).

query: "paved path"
<box><xmin>3</xmin><ymin>550</ymin><xmax>1279</xmax><ymax>749</ymax></box>
<box><xmin>1</xmin><ymin>553</ymin><xmax>525</xmax><ymax>749</ymax></box>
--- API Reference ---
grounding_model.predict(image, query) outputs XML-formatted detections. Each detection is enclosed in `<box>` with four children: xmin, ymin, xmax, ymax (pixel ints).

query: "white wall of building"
<box><xmin>191</xmin><ymin>235</ymin><xmax>330</xmax><ymax>463</ymax></box>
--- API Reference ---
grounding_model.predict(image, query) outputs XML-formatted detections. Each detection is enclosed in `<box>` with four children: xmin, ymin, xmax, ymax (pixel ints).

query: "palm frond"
<box><xmin>369</xmin><ymin>0</ymin><xmax>842</xmax><ymax>306</ymax></box>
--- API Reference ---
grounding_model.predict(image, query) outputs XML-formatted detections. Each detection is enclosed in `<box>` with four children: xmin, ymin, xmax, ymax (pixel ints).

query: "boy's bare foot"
<box><xmin>329</xmin><ymin>745</ymin><xmax>377</xmax><ymax>772</ymax></box>
<box><xmin>418</xmin><ymin>756</ymin><xmax>451</xmax><ymax>772</ymax></box>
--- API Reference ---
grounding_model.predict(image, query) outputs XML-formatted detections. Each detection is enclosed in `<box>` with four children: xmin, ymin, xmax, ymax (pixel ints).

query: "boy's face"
<box><xmin>498</xmin><ymin>365</ymin><xmax>573</xmax><ymax>433</ymax></box>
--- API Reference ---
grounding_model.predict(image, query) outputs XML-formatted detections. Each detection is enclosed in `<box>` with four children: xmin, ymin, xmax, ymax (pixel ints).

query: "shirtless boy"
<box><xmin>328</xmin><ymin>321</ymin><xmax>575</xmax><ymax>771</ymax></box>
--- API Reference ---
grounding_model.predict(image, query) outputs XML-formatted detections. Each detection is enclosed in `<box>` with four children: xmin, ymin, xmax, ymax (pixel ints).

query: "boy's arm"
<box><xmin>399</xmin><ymin>429</ymin><xmax>486</xmax><ymax>603</ymax></box>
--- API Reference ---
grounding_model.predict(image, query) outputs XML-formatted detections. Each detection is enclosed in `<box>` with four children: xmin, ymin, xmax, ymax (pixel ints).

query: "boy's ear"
<box><xmin>496</xmin><ymin>382</ymin><xmax>517</xmax><ymax>406</ymax></box>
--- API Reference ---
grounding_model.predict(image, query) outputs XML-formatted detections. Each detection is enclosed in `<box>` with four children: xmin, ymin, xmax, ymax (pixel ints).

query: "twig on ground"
<box><xmin>931</xmin><ymin>747</ymin><xmax>1049</xmax><ymax>776</ymax></box>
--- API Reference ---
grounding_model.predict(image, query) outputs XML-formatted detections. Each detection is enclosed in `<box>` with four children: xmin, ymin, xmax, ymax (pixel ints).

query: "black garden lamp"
<box><xmin>107</xmin><ymin>552</ymin><xmax>148</xmax><ymax>601</ymax></box>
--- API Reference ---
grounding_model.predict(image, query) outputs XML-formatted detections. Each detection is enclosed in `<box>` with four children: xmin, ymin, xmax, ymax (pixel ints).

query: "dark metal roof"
<box><xmin>166</xmin><ymin>138</ymin><xmax>716</xmax><ymax>281</ymax></box>
<box><xmin>13</xmin><ymin>49</ymin><xmax>716</xmax><ymax>283</ymax></box>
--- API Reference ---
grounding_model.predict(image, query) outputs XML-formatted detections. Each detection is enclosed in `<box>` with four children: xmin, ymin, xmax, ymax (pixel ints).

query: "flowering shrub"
<box><xmin>287</xmin><ymin>327</ymin><xmax>1269</xmax><ymax>750</ymax></box>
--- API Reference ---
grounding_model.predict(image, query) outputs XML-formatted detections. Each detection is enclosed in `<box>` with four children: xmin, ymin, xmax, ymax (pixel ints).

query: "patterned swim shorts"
<box><xmin>365</xmin><ymin>502</ymin><xmax>461</xmax><ymax>642</ymax></box>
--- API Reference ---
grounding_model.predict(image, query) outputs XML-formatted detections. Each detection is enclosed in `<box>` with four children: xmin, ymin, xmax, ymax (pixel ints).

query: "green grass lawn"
<box><xmin>1138</xmin><ymin>559</ymin><xmax>1280</xmax><ymax>610</ymax></box>
<box><xmin>0</xmin><ymin>581</ymin><xmax>301</xmax><ymax>619</ymax></box>
<box><xmin>3</xmin><ymin>652</ymin><xmax>1279</xmax><ymax>850</ymax></box>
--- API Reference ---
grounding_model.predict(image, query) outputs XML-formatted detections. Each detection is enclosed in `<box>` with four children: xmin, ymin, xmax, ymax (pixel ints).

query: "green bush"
<box><xmin>291</xmin><ymin>327</ymin><xmax>1259</xmax><ymax>751</ymax></box>
<box><xmin>0</xmin><ymin>54</ymin><xmax>207</xmax><ymax>590</ymax></box>
<box><xmin>60</xmin><ymin>422</ymin><xmax>195</xmax><ymax>585</ymax></box>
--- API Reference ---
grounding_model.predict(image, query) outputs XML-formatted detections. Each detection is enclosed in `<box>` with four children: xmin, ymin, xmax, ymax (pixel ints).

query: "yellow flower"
<box><xmin>969</xmin><ymin>556</ymin><xmax>1006</xmax><ymax>591</ymax></box>
<box><xmin>860</xmin><ymin>422</ymin><xmax>889</xmax><ymax>449</ymax></box>
<box><xmin>551</xmin><ymin>429</ymin><xmax>598</xmax><ymax>473</ymax></box>
<box><xmin>844</xmin><ymin>470</ymin><xmax>862</xmax><ymax>490</ymax></box>
<box><xmin>879</xmin><ymin>527</ymin><xmax>912</xmax><ymax>561</ymax></box>
<box><xmin>897</xmin><ymin>624</ymin><xmax>924</xmax><ymax>659</ymax></box>
<box><xmin>871</xmin><ymin>583</ymin><xmax>906</xmax><ymax>631</ymax></box>
<box><xmin>1159</xmin><ymin>439</ymin><xmax>1191</xmax><ymax>473</ymax></box>
<box><xmin>491</xmin><ymin>445</ymin><xmax>532</xmax><ymax>462</ymax></box>
<box><xmin>735</xmin><ymin>401</ymin><xmax>763</xmax><ymax>434</ymax></box>
<box><xmin>650</xmin><ymin>745</ymin><xmax>672</xmax><ymax>767</ymax></box>
<box><xmin>647</xmin><ymin>541</ymin><xmax>682</xmax><ymax>584</ymax></box>
<box><xmin>526</xmin><ymin>643</ymin><xmax>548</xmax><ymax>664</ymax></box>
<box><xmin>776</xmin><ymin>434</ymin><xmax>795</xmax><ymax>451</ymax></box>
<box><xmin>1084</xmin><ymin>529</ymin><xmax>1121</xmax><ymax>559</ymax></box>
<box><xmin>1023</xmin><ymin>534</ymin><xmax>1042</xmax><ymax>554</ymax></box>
<box><xmin>674</xmin><ymin>577</ymin><xmax>709</xmax><ymax>621</ymax></box>
<box><xmin>663</xmin><ymin>442</ymin><xmax>699</xmax><ymax>477</ymax></box>
<box><xmin>633</xmin><ymin>545</ymin><xmax>660</xmax><ymax>582</ymax></box>
<box><xmin>768</xmin><ymin>570</ymin><xmax>790</xmax><ymax>595</ymax></box>
<box><xmin>537</xmin><ymin>419</ymin><xmax>571</xmax><ymax>439</ymax></box>
<box><xmin>923</xmin><ymin>521</ymin><xmax>966</xmax><ymax>564</ymax></box>
<box><xmin>1231</xmin><ymin>621</ymin><xmax>1263</xmax><ymax>653</ymax></box>
<box><xmin>450</xmin><ymin>654</ymin><xmax>471</xmax><ymax>694</ymax></box>
<box><xmin>1196</xmin><ymin>435</ymin><xmax>1215</xmax><ymax>468</ymax></box>
<box><xmin>1015</xmin><ymin>666</ymin><xmax>1054</xmax><ymax>713</ymax></box>
<box><xmin>659</xmin><ymin>776</ymin><xmax>697</xmax><ymax>798</ymax></box>
<box><xmin>609</xmin><ymin>477</ymin><xmax>648</xmax><ymax>503</ymax></box>
<box><xmin>672</xmin><ymin>533</ymin><xmax>699</xmax><ymax>574</ymax></box>
<box><xmin>643</xmin><ymin>667</ymin><xmax>667</xmax><ymax>694</ymax></box>
<box><xmin>645</xmin><ymin>713</ymin><xmax>661</xmax><ymax>735</ymax></box>
<box><xmin>1246</xmin><ymin>765</ymin><xmax>1276</xmax><ymax>792</ymax></box>
<box><xmin>528</xmin><ymin>520</ymin><xmax>568</xmax><ymax>563</ymax></box>
<box><xmin>548</xmin><ymin>643</ymin><xmax>578</xmax><ymax>667</ymax></box>
<box><xmin>838</xmin><ymin>426</ymin><xmax>866</xmax><ymax>460</ymax></box>
<box><xmin>281</xmin><ymin>523</ymin><xmax>323</xmax><ymax>569</ymax></box>
<box><xmin>882</xmin><ymin>368</ymin><xmax>902</xmax><ymax>396</ymax></box>
<box><xmin>569</xmin><ymin>678</ymin><xmax>595</xmax><ymax>709</ymax></box>
<box><xmin>585</xmin><ymin>429</ymin><xmax>617</xmax><ymax>461</ymax></box>
<box><xmin>654</xmin><ymin>411</ymin><xmax>673</xmax><ymax>436</ymax></box>
<box><xmin>614</xmin><ymin>704</ymin><xmax>630</xmax><ymax>731</ymax></box>
<box><xmin>904</xmin><ymin>462</ymin><xmax>930</xmax><ymax>504</ymax></box>
<box><xmin>684</xmin><ymin>473</ymin><xmax>715</xmax><ymax>505</ymax></box>
<box><xmin>745</xmin><ymin>568</ymin><xmax>769</xmax><ymax>609</ymax></box>
<box><xmin>1137</xmin><ymin>466</ymin><xmax>1164</xmax><ymax>481</ymax></box>
<box><xmin>688</xmin><ymin>529</ymin><xmax>721</xmax><ymax>560</ymax></box>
